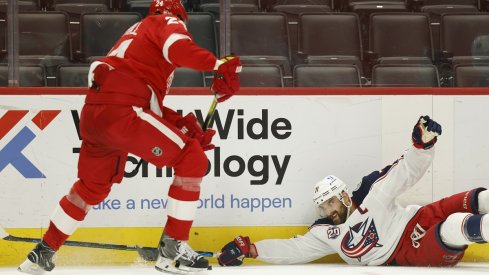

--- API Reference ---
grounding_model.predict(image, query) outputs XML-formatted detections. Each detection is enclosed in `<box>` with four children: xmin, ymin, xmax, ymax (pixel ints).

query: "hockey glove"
<box><xmin>176</xmin><ymin>113</ymin><xmax>216</xmax><ymax>151</ymax></box>
<box><xmin>211</xmin><ymin>55</ymin><xmax>242</xmax><ymax>103</ymax></box>
<box><xmin>218</xmin><ymin>236</ymin><xmax>254</xmax><ymax>266</ymax></box>
<box><xmin>412</xmin><ymin>115</ymin><xmax>442</xmax><ymax>149</ymax></box>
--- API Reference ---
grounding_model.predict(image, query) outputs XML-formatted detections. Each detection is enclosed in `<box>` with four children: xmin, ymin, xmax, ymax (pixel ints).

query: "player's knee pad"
<box><xmin>73</xmin><ymin>179</ymin><xmax>112</xmax><ymax>205</ymax></box>
<box><xmin>173</xmin><ymin>139</ymin><xmax>208</xmax><ymax>178</ymax></box>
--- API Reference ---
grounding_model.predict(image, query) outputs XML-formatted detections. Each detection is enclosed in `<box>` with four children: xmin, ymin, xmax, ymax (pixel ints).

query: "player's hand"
<box><xmin>412</xmin><ymin>115</ymin><xmax>442</xmax><ymax>149</ymax></box>
<box><xmin>211</xmin><ymin>55</ymin><xmax>242</xmax><ymax>103</ymax></box>
<box><xmin>218</xmin><ymin>236</ymin><xmax>253</xmax><ymax>266</ymax></box>
<box><xmin>176</xmin><ymin>113</ymin><xmax>216</xmax><ymax>151</ymax></box>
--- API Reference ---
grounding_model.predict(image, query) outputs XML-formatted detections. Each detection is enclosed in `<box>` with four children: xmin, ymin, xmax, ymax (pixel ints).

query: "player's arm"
<box><xmin>218</xmin><ymin>230</ymin><xmax>335</xmax><ymax>266</ymax></box>
<box><xmin>157</xmin><ymin>17</ymin><xmax>242</xmax><ymax>102</ymax></box>
<box><xmin>167</xmin><ymin>38</ymin><xmax>242</xmax><ymax>103</ymax></box>
<box><xmin>371</xmin><ymin>115</ymin><xmax>442</xmax><ymax>199</ymax></box>
<box><xmin>162</xmin><ymin>107</ymin><xmax>183</xmax><ymax>125</ymax></box>
<box><xmin>167</xmin><ymin>38</ymin><xmax>218</xmax><ymax>71</ymax></box>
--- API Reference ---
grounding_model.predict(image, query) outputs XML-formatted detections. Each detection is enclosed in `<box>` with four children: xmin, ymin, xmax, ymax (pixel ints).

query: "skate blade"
<box><xmin>17</xmin><ymin>259</ymin><xmax>45</xmax><ymax>275</ymax></box>
<box><xmin>155</xmin><ymin>257</ymin><xmax>210</xmax><ymax>275</ymax></box>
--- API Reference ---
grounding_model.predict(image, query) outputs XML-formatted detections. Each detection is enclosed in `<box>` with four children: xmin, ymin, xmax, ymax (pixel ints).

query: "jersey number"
<box><xmin>108</xmin><ymin>39</ymin><xmax>133</xmax><ymax>58</ymax></box>
<box><xmin>107</xmin><ymin>22</ymin><xmax>141</xmax><ymax>58</ymax></box>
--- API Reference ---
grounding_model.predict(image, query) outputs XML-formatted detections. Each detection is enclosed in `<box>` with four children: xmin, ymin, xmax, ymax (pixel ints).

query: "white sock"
<box><xmin>478</xmin><ymin>190</ymin><xmax>489</xmax><ymax>214</ymax></box>
<box><xmin>440</xmin><ymin>213</ymin><xmax>489</xmax><ymax>248</ymax></box>
<box><xmin>440</xmin><ymin>213</ymin><xmax>472</xmax><ymax>248</ymax></box>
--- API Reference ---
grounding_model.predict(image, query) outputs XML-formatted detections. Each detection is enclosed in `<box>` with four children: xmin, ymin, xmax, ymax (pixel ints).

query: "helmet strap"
<box><xmin>340</xmin><ymin>193</ymin><xmax>353</xmax><ymax>221</ymax></box>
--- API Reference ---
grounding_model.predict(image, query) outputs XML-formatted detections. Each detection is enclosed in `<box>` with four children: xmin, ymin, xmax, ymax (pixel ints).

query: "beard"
<box><xmin>331</xmin><ymin>205</ymin><xmax>348</xmax><ymax>225</ymax></box>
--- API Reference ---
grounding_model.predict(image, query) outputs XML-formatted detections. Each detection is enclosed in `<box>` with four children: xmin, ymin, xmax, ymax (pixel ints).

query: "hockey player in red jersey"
<box><xmin>217</xmin><ymin>116</ymin><xmax>489</xmax><ymax>267</ymax></box>
<box><xmin>18</xmin><ymin>0</ymin><xmax>241</xmax><ymax>274</ymax></box>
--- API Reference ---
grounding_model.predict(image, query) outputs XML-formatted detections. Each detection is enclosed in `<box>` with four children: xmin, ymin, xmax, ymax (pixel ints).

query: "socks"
<box><xmin>43</xmin><ymin>195</ymin><xmax>88</xmax><ymax>250</ymax></box>
<box><xmin>440</xmin><ymin>213</ymin><xmax>488</xmax><ymax>248</ymax></box>
<box><xmin>478</xmin><ymin>190</ymin><xmax>489</xmax><ymax>214</ymax></box>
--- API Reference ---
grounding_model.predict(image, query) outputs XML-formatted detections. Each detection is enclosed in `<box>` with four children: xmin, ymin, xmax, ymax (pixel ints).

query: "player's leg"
<box><xmin>424</xmin><ymin>188</ymin><xmax>486</xmax><ymax>216</ymax></box>
<box><xmin>18</xmin><ymin>105</ymin><xmax>127</xmax><ymax>275</ymax></box>
<box><xmin>394</xmin><ymin>188</ymin><xmax>487</xmax><ymax>267</ymax></box>
<box><xmin>18</xmin><ymin>147</ymin><xmax>125</xmax><ymax>274</ymax></box>
<box><xmin>400</xmin><ymin>222</ymin><xmax>466</xmax><ymax>266</ymax></box>
<box><xmin>115</xmin><ymin>107</ymin><xmax>210</xmax><ymax>273</ymax></box>
<box><xmin>423</xmin><ymin>187</ymin><xmax>489</xmax><ymax>248</ymax></box>
<box><xmin>156</xmin><ymin>138</ymin><xmax>209</xmax><ymax>271</ymax></box>
<box><xmin>439</xmin><ymin>213</ymin><xmax>489</xmax><ymax>248</ymax></box>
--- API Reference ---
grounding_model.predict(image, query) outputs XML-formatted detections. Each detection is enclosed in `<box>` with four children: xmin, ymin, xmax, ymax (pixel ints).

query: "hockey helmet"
<box><xmin>149</xmin><ymin>0</ymin><xmax>188</xmax><ymax>22</ymax></box>
<box><xmin>313</xmin><ymin>175</ymin><xmax>349</xmax><ymax>206</ymax></box>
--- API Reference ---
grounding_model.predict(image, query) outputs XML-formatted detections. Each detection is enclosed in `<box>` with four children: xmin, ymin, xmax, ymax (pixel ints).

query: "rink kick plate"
<box><xmin>0</xmin><ymin>226</ymin><xmax>8</xmax><ymax>239</ymax></box>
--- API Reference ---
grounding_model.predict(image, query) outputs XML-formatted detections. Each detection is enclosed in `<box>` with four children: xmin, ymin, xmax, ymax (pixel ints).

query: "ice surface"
<box><xmin>1</xmin><ymin>263</ymin><xmax>489</xmax><ymax>275</ymax></box>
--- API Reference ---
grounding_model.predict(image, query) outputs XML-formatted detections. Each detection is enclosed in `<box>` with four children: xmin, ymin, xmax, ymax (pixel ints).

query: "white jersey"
<box><xmin>255</xmin><ymin>146</ymin><xmax>435</xmax><ymax>265</ymax></box>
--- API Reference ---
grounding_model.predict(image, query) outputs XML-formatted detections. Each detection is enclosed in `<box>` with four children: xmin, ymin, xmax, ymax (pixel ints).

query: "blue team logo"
<box><xmin>0</xmin><ymin>110</ymin><xmax>60</xmax><ymax>178</ymax></box>
<box><xmin>341</xmin><ymin>218</ymin><xmax>383</xmax><ymax>261</ymax></box>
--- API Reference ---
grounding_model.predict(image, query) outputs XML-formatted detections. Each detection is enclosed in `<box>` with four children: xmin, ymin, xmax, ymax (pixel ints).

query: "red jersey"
<box><xmin>92</xmin><ymin>14</ymin><xmax>218</xmax><ymax>112</ymax></box>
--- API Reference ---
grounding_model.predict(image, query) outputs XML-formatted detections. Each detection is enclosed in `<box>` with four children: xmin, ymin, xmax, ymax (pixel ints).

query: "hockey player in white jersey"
<box><xmin>217</xmin><ymin>115</ymin><xmax>489</xmax><ymax>267</ymax></box>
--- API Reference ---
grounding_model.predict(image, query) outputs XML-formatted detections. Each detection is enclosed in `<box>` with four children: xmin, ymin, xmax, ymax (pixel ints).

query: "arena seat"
<box><xmin>53</xmin><ymin>0</ymin><xmax>109</xmax><ymax>14</ymax></box>
<box><xmin>231</xmin><ymin>13</ymin><xmax>292</xmax><ymax>78</ymax></box>
<box><xmin>371</xmin><ymin>64</ymin><xmax>440</xmax><ymax>87</ymax></box>
<box><xmin>345</xmin><ymin>0</ymin><xmax>405</xmax><ymax>10</ymax></box>
<box><xmin>18</xmin><ymin>11</ymin><xmax>71</xmax><ymax>83</ymax></box>
<box><xmin>272</xmin><ymin>4</ymin><xmax>331</xmax><ymax>65</ymax></box>
<box><xmin>56</xmin><ymin>64</ymin><xmax>89</xmax><ymax>87</ymax></box>
<box><xmin>240</xmin><ymin>64</ymin><xmax>284</xmax><ymax>87</ymax></box>
<box><xmin>420</xmin><ymin>5</ymin><xmax>479</xmax><ymax>55</ymax></box>
<box><xmin>187</xmin><ymin>12</ymin><xmax>218</xmax><ymax>56</ymax></box>
<box><xmin>453</xmin><ymin>64</ymin><xmax>489</xmax><ymax>87</ymax></box>
<box><xmin>171</xmin><ymin>68</ymin><xmax>206</xmax><ymax>87</ymax></box>
<box><xmin>0</xmin><ymin>0</ymin><xmax>39</xmax><ymax>12</ymax></box>
<box><xmin>293</xmin><ymin>64</ymin><xmax>362</xmax><ymax>87</ymax></box>
<box><xmin>298</xmin><ymin>13</ymin><xmax>363</xmax><ymax>73</ymax></box>
<box><xmin>368</xmin><ymin>13</ymin><xmax>433</xmax><ymax>65</ymax></box>
<box><xmin>440</xmin><ymin>13</ymin><xmax>489</xmax><ymax>66</ymax></box>
<box><xmin>125</xmin><ymin>0</ymin><xmax>151</xmax><ymax>17</ymax></box>
<box><xmin>79</xmin><ymin>12</ymin><xmax>141</xmax><ymax>63</ymax></box>
<box><xmin>200</xmin><ymin>1</ymin><xmax>260</xmax><ymax>18</ymax></box>
<box><xmin>0</xmin><ymin>64</ymin><xmax>46</xmax><ymax>87</ymax></box>
<box><xmin>52</xmin><ymin>1</ymin><xmax>110</xmax><ymax>58</ymax></box>
<box><xmin>411</xmin><ymin>0</ymin><xmax>479</xmax><ymax>9</ymax></box>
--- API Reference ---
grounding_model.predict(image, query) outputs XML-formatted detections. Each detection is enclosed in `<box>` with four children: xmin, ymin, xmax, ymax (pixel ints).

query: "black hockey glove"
<box><xmin>412</xmin><ymin>115</ymin><xmax>442</xmax><ymax>149</ymax></box>
<box><xmin>218</xmin><ymin>236</ymin><xmax>253</xmax><ymax>266</ymax></box>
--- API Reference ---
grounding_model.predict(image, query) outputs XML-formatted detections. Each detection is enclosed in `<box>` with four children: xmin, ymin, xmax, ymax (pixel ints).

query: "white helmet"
<box><xmin>313</xmin><ymin>175</ymin><xmax>349</xmax><ymax>206</ymax></box>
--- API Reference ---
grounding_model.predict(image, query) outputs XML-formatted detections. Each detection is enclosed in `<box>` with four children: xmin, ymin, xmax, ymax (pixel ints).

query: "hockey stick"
<box><xmin>0</xmin><ymin>225</ymin><xmax>217</xmax><ymax>260</ymax></box>
<box><xmin>203</xmin><ymin>95</ymin><xmax>218</xmax><ymax>131</ymax></box>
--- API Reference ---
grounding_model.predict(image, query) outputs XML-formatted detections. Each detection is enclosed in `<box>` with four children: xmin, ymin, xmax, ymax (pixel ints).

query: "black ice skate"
<box><xmin>18</xmin><ymin>241</ymin><xmax>56</xmax><ymax>275</ymax></box>
<box><xmin>155</xmin><ymin>233</ymin><xmax>209</xmax><ymax>275</ymax></box>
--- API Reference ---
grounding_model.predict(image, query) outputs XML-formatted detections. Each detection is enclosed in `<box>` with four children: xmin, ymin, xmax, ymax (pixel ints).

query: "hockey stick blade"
<box><xmin>137</xmin><ymin>246</ymin><xmax>159</xmax><ymax>261</ymax></box>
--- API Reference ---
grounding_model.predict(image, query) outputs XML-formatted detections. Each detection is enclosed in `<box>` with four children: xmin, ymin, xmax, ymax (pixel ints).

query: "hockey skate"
<box><xmin>18</xmin><ymin>241</ymin><xmax>56</xmax><ymax>275</ymax></box>
<box><xmin>155</xmin><ymin>233</ymin><xmax>209</xmax><ymax>275</ymax></box>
